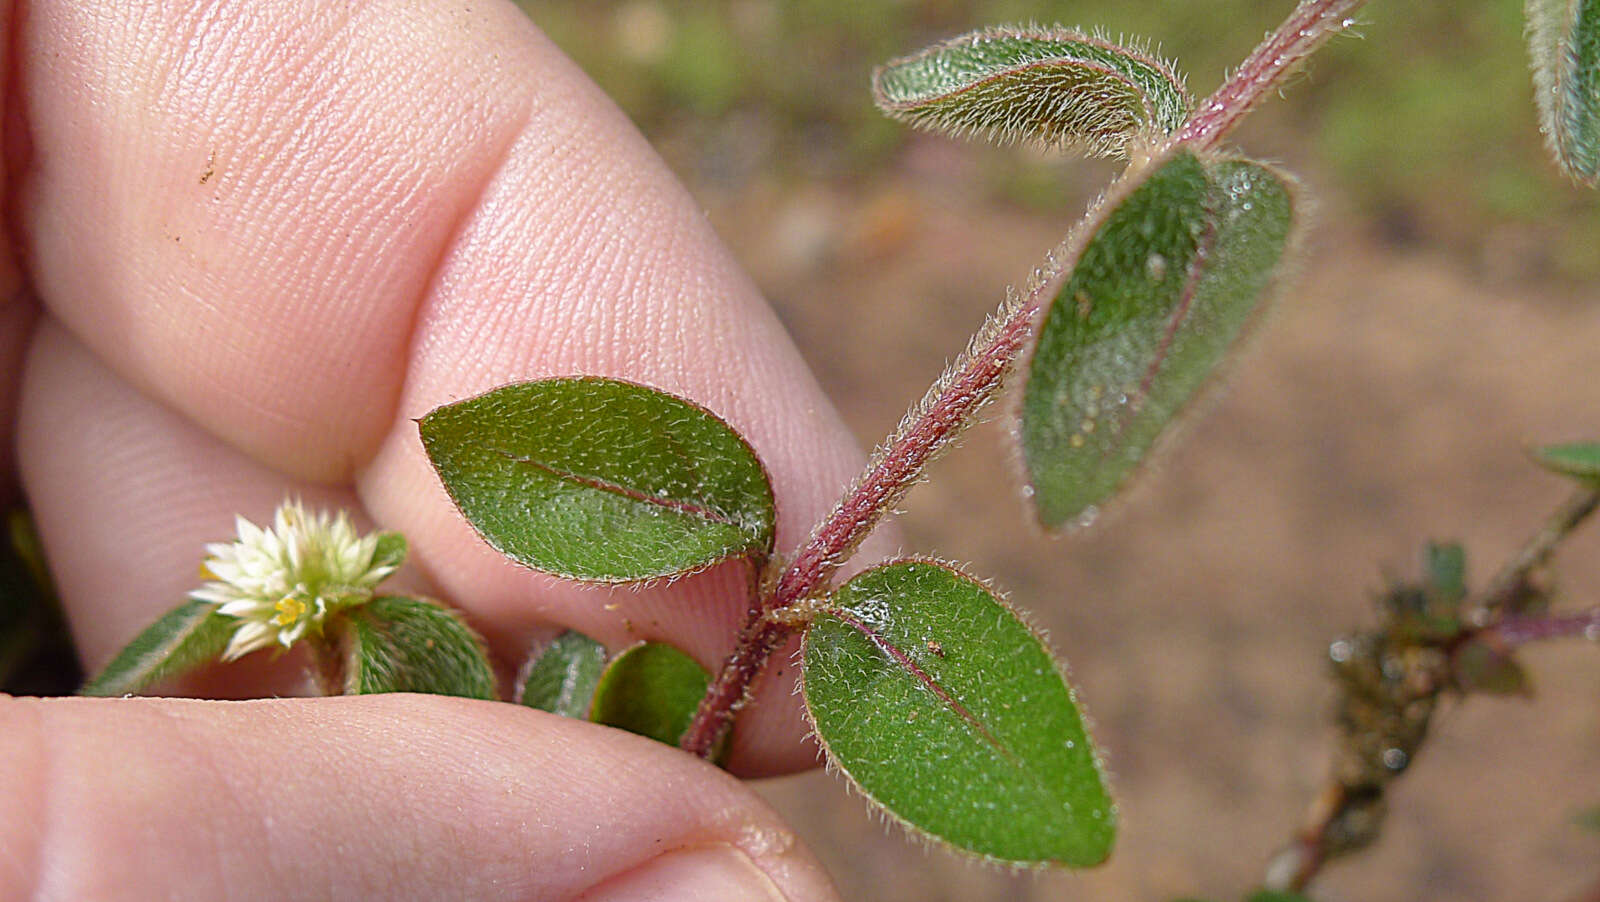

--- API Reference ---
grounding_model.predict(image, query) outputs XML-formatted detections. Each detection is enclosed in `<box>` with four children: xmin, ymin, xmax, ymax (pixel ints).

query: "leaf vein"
<box><xmin>481</xmin><ymin>443</ymin><xmax>736</xmax><ymax>527</ymax></box>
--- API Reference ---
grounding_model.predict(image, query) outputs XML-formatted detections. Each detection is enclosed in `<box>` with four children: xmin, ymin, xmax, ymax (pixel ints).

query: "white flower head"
<box><xmin>192</xmin><ymin>500</ymin><xmax>402</xmax><ymax>661</ymax></box>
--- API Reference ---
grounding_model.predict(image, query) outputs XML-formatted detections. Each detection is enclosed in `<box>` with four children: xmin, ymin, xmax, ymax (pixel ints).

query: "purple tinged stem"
<box><xmin>682</xmin><ymin>0</ymin><xmax>1373</xmax><ymax>761</ymax></box>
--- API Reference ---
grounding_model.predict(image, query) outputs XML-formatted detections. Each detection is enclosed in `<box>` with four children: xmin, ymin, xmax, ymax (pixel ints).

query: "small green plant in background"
<box><xmin>73</xmin><ymin>0</ymin><xmax>1600</xmax><ymax>897</ymax></box>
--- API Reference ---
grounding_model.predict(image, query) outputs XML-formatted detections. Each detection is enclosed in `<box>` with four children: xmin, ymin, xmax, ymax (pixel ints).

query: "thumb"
<box><xmin>0</xmin><ymin>694</ymin><xmax>838</xmax><ymax>902</ymax></box>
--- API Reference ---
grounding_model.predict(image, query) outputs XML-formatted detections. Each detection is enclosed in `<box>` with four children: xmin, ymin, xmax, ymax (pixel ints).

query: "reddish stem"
<box><xmin>1489</xmin><ymin>606</ymin><xmax>1600</xmax><ymax>646</ymax></box>
<box><xmin>681</xmin><ymin>281</ymin><xmax>1044</xmax><ymax>758</ymax></box>
<box><xmin>682</xmin><ymin>0</ymin><xmax>1374</xmax><ymax>761</ymax></box>
<box><xmin>679</xmin><ymin>612</ymin><xmax>797</xmax><ymax>758</ymax></box>
<box><xmin>1173</xmin><ymin>0</ymin><xmax>1367</xmax><ymax>151</ymax></box>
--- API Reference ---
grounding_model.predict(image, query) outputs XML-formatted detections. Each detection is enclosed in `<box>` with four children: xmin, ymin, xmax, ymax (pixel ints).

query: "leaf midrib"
<box><xmin>1107</xmin><ymin>184</ymin><xmax>1222</xmax><ymax>446</ymax></box>
<box><xmin>825</xmin><ymin>607</ymin><xmax>1079</xmax><ymax>816</ymax></box>
<box><xmin>483</xmin><ymin>442</ymin><xmax>738</xmax><ymax>528</ymax></box>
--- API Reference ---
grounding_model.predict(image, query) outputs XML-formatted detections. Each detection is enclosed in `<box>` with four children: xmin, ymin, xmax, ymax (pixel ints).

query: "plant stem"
<box><xmin>679</xmin><ymin>609</ymin><xmax>799</xmax><ymax>758</ymax></box>
<box><xmin>1472</xmin><ymin>485</ymin><xmax>1600</xmax><ymax>620</ymax></box>
<box><xmin>682</xmin><ymin>0</ymin><xmax>1377</xmax><ymax>763</ymax></box>
<box><xmin>1269</xmin><ymin>486</ymin><xmax>1600</xmax><ymax>891</ymax></box>
<box><xmin>1174</xmin><ymin>0</ymin><xmax>1368</xmax><ymax>150</ymax></box>
<box><xmin>681</xmin><ymin>281</ymin><xmax>1047</xmax><ymax>758</ymax></box>
<box><xmin>768</xmin><ymin>301</ymin><xmax>1038</xmax><ymax>613</ymax></box>
<box><xmin>309</xmin><ymin>632</ymin><xmax>344</xmax><ymax>696</ymax></box>
<box><xmin>1489</xmin><ymin>606</ymin><xmax>1600</xmax><ymax>646</ymax></box>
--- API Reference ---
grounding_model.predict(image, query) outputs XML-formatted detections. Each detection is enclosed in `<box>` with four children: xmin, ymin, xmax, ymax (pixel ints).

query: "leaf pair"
<box><xmin>519</xmin><ymin>632</ymin><xmax>711</xmax><ymax>748</ymax></box>
<box><xmin>424</xmin><ymin>378</ymin><xmax>1115</xmax><ymax>867</ymax></box>
<box><xmin>82</xmin><ymin>522</ymin><xmax>493</xmax><ymax>701</ymax></box>
<box><xmin>870</xmin><ymin>27</ymin><xmax>1299</xmax><ymax>528</ymax></box>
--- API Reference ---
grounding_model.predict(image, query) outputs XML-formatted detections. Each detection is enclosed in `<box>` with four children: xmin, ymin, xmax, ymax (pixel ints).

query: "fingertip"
<box><xmin>3</xmin><ymin>694</ymin><xmax>841</xmax><ymax>901</ymax></box>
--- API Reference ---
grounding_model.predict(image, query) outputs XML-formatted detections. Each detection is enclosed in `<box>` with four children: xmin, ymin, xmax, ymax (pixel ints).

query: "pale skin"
<box><xmin>0</xmin><ymin>1</ymin><xmax>897</xmax><ymax>899</ymax></box>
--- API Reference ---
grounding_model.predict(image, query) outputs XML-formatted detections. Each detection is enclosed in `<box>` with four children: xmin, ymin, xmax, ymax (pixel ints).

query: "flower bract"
<box><xmin>190</xmin><ymin>500</ymin><xmax>403</xmax><ymax>660</ymax></box>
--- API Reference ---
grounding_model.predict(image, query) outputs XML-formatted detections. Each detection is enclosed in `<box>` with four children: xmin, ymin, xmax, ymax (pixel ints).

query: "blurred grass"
<box><xmin>520</xmin><ymin>0</ymin><xmax>1600</xmax><ymax>277</ymax></box>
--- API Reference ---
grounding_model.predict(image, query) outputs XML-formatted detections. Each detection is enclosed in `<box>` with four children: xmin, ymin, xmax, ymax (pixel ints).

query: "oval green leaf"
<box><xmin>420</xmin><ymin>378</ymin><xmax>776</xmax><ymax>583</ymax></box>
<box><xmin>589</xmin><ymin>641</ymin><xmax>710</xmax><ymax>747</ymax></box>
<box><xmin>1020</xmin><ymin>149</ymin><xmax>1297</xmax><ymax>529</ymax></box>
<box><xmin>518</xmin><ymin>629</ymin><xmax>608</xmax><ymax>717</ymax></box>
<box><xmin>80</xmin><ymin>600</ymin><xmax>233</xmax><ymax>697</ymax></box>
<box><xmin>802</xmin><ymin>560</ymin><xmax>1114</xmax><ymax>867</ymax></box>
<box><xmin>873</xmin><ymin>25</ymin><xmax>1191</xmax><ymax>157</ymax></box>
<box><xmin>341</xmin><ymin>595</ymin><xmax>495</xmax><ymax>699</ymax></box>
<box><xmin>1530</xmin><ymin>440</ymin><xmax>1600</xmax><ymax>483</ymax></box>
<box><xmin>1529</xmin><ymin>0</ymin><xmax>1600</xmax><ymax>184</ymax></box>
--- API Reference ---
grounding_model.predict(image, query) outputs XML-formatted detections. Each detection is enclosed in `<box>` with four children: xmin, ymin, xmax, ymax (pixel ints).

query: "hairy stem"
<box><xmin>686</xmin><ymin>0</ymin><xmax>1372</xmax><ymax>761</ymax></box>
<box><xmin>681</xmin><ymin>282</ymin><xmax>1045</xmax><ymax>758</ymax></box>
<box><xmin>769</xmin><ymin>299</ymin><xmax>1037</xmax><ymax>612</ymax></box>
<box><xmin>679</xmin><ymin>612</ymin><xmax>798</xmax><ymax>758</ymax></box>
<box><xmin>1174</xmin><ymin>0</ymin><xmax>1368</xmax><ymax>150</ymax></box>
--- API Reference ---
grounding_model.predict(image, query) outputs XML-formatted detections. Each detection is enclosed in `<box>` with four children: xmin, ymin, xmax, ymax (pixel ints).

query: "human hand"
<box><xmin>0</xmin><ymin>2</ymin><xmax>884</xmax><ymax>898</ymax></box>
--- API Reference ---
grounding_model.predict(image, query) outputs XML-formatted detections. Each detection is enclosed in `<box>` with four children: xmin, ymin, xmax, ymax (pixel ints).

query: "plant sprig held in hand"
<box><xmin>86</xmin><ymin>0</ymin><xmax>1600</xmax><ymax>886</ymax></box>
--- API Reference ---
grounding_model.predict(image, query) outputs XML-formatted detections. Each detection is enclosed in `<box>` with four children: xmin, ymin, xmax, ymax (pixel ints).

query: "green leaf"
<box><xmin>589</xmin><ymin>641</ymin><xmax>710</xmax><ymax>747</ymax></box>
<box><xmin>79</xmin><ymin>600</ymin><xmax>233</xmax><ymax>697</ymax></box>
<box><xmin>873</xmin><ymin>25</ymin><xmax>1190</xmax><ymax>157</ymax></box>
<box><xmin>802</xmin><ymin>560</ymin><xmax>1114</xmax><ymax>867</ymax></box>
<box><xmin>420</xmin><ymin>378</ymin><xmax>776</xmax><ymax>583</ymax></box>
<box><xmin>341</xmin><ymin>595</ymin><xmax>494</xmax><ymax>699</ymax></box>
<box><xmin>1247</xmin><ymin>892</ymin><xmax>1314</xmax><ymax>902</ymax></box>
<box><xmin>1020</xmin><ymin>149</ymin><xmax>1297</xmax><ymax>529</ymax></box>
<box><xmin>371</xmin><ymin>531</ymin><xmax>407</xmax><ymax>574</ymax></box>
<box><xmin>518</xmin><ymin>629</ymin><xmax>607</xmax><ymax>717</ymax></box>
<box><xmin>1528</xmin><ymin>0</ymin><xmax>1600</xmax><ymax>184</ymax></box>
<box><xmin>1452</xmin><ymin>639</ymin><xmax>1532</xmax><ymax>696</ymax></box>
<box><xmin>1424</xmin><ymin>541</ymin><xmax>1467</xmax><ymax>606</ymax></box>
<box><xmin>1530</xmin><ymin>441</ymin><xmax>1600</xmax><ymax>483</ymax></box>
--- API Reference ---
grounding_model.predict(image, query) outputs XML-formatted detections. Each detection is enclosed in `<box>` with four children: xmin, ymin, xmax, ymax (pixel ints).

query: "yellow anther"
<box><xmin>273</xmin><ymin>595</ymin><xmax>308</xmax><ymax>627</ymax></box>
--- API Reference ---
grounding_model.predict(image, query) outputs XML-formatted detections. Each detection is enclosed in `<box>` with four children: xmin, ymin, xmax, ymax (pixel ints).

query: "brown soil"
<box><xmin>699</xmin><ymin>146</ymin><xmax>1600</xmax><ymax>901</ymax></box>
